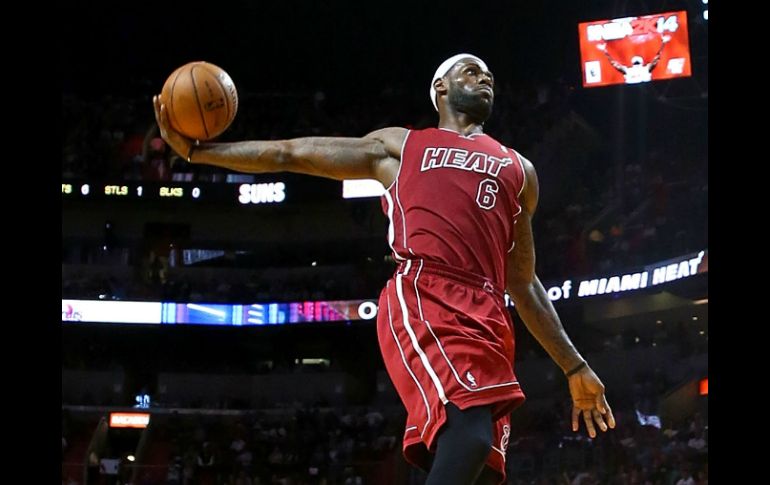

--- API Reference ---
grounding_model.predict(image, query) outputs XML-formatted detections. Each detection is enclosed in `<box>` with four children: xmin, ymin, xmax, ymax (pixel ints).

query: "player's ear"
<box><xmin>433</xmin><ymin>78</ymin><xmax>449</xmax><ymax>105</ymax></box>
<box><xmin>434</xmin><ymin>78</ymin><xmax>448</xmax><ymax>99</ymax></box>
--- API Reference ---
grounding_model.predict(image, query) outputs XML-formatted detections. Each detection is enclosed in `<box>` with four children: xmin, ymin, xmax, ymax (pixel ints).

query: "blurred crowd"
<box><xmin>63</xmin><ymin>404</ymin><xmax>402</xmax><ymax>485</ymax></box>
<box><xmin>499</xmin><ymin>406</ymin><xmax>708</xmax><ymax>485</ymax></box>
<box><xmin>62</xmin><ymin>401</ymin><xmax>707</xmax><ymax>485</ymax></box>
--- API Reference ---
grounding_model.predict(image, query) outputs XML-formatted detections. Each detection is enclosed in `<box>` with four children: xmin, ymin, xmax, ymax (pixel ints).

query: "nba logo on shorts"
<box><xmin>585</xmin><ymin>61</ymin><xmax>601</xmax><ymax>84</ymax></box>
<box><xmin>466</xmin><ymin>371</ymin><xmax>478</xmax><ymax>388</ymax></box>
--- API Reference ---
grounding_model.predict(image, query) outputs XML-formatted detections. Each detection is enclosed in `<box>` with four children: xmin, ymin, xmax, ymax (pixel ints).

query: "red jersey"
<box><xmin>381</xmin><ymin>127</ymin><xmax>527</xmax><ymax>288</ymax></box>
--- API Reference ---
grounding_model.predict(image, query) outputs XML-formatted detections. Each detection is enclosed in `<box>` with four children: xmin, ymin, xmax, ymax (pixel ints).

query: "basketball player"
<box><xmin>597</xmin><ymin>35</ymin><xmax>671</xmax><ymax>84</ymax></box>
<box><xmin>153</xmin><ymin>53</ymin><xmax>615</xmax><ymax>485</ymax></box>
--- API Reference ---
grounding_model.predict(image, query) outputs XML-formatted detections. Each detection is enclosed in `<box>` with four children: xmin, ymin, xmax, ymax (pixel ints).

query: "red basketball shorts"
<box><xmin>376</xmin><ymin>259</ymin><xmax>526</xmax><ymax>483</ymax></box>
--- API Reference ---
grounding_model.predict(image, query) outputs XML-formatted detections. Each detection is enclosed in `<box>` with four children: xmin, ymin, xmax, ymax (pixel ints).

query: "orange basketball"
<box><xmin>160</xmin><ymin>61</ymin><xmax>238</xmax><ymax>141</ymax></box>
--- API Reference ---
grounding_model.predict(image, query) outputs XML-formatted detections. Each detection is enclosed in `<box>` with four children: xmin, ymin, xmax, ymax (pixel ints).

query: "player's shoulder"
<box><xmin>497</xmin><ymin>143</ymin><xmax>535</xmax><ymax>174</ymax></box>
<box><xmin>515</xmin><ymin>152</ymin><xmax>535</xmax><ymax>173</ymax></box>
<box><xmin>364</xmin><ymin>127</ymin><xmax>409</xmax><ymax>159</ymax></box>
<box><xmin>364</xmin><ymin>126</ymin><xmax>409</xmax><ymax>142</ymax></box>
<box><xmin>508</xmin><ymin>150</ymin><xmax>537</xmax><ymax>195</ymax></box>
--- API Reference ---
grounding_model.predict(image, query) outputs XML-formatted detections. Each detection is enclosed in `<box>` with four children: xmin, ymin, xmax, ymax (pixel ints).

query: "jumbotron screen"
<box><xmin>578</xmin><ymin>10</ymin><xmax>692</xmax><ymax>88</ymax></box>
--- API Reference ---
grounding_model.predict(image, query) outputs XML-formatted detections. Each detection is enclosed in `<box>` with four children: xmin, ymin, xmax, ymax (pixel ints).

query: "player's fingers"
<box><xmin>154</xmin><ymin>98</ymin><xmax>167</xmax><ymax>132</ymax></box>
<box><xmin>158</xmin><ymin>104</ymin><xmax>172</xmax><ymax>136</ymax></box>
<box><xmin>153</xmin><ymin>96</ymin><xmax>161</xmax><ymax>121</ymax></box>
<box><xmin>572</xmin><ymin>406</ymin><xmax>580</xmax><ymax>432</ymax></box>
<box><xmin>592</xmin><ymin>409</ymin><xmax>608</xmax><ymax>432</ymax></box>
<box><xmin>603</xmin><ymin>399</ymin><xmax>616</xmax><ymax>429</ymax></box>
<box><xmin>596</xmin><ymin>394</ymin><xmax>615</xmax><ymax>425</ymax></box>
<box><xmin>596</xmin><ymin>393</ymin><xmax>607</xmax><ymax>414</ymax></box>
<box><xmin>582</xmin><ymin>409</ymin><xmax>596</xmax><ymax>438</ymax></box>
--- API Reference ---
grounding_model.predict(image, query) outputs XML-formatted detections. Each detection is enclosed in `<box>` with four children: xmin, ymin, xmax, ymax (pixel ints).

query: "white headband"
<box><xmin>429</xmin><ymin>53</ymin><xmax>489</xmax><ymax>111</ymax></box>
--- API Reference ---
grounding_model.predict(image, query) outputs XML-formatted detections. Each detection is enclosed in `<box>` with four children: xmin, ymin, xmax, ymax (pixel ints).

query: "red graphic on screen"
<box><xmin>578</xmin><ymin>11</ymin><xmax>692</xmax><ymax>88</ymax></box>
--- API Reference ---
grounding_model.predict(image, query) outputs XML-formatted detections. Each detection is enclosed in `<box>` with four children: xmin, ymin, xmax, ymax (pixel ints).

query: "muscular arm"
<box><xmin>153</xmin><ymin>96</ymin><xmax>404</xmax><ymax>187</ymax></box>
<box><xmin>505</xmin><ymin>156</ymin><xmax>583</xmax><ymax>373</ymax></box>
<box><xmin>506</xmin><ymin>156</ymin><xmax>614</xmax><ymax>437</ymax></box>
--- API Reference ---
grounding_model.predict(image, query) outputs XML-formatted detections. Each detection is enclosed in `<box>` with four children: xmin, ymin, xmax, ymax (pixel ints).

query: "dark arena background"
<box><xmin>61</xmin><ymin>1</ymin><xmax>708</xmax><ymax>484</ymax></box>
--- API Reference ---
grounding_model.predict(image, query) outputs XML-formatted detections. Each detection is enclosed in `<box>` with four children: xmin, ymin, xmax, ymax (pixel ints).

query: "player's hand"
<box><xmin>568</xmin><ymin>365</ymin><xmax>615</xmax><ymax>438</ymax></box>
<box><xmin>596</xmin><ymin>43</ymin><xmax>607</xmax><ymax>51</ymax></box>
<box><xmin>153</xmin><ymin>95</ymin><xmax>197</xmax><ymax>163</ymax></box>
<box><xmin>662</xmin><ymin>35</ymin><xmax>671</xmax><ymax>43</ymax></box>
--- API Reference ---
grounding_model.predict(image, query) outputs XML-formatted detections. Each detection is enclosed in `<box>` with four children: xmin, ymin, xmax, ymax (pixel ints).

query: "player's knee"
<box><xmin>443</xmin><ymin>403</ymin><xmax>494</xmax><ymax>460</ymax></box>
<box><xmin>464</xmin><ymin>427</ymin><xmax>494</xmax><ymax>461</ymax></box>
<box><xmin>458</xmin><ymin>417</ymin><xmax>493</xmax><ymax>462</ymax></box>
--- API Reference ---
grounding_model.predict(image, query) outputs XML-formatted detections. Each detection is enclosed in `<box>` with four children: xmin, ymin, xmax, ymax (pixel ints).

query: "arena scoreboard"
<box><xmin>578</xmin><ymin>10</ymin><xmax>693</xmax><ymax>87</ymax></box>
<box><xmin>62</xmin><ymin>181</ymin><xmax>288</xmax><ymax>205</ymax></box>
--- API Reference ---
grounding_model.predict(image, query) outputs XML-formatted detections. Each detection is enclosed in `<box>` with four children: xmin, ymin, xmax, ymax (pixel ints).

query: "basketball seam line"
<box><xmin>190</xmin><ymin>65</ymin><xmax>210</xmax><ymax>140</ymax></box>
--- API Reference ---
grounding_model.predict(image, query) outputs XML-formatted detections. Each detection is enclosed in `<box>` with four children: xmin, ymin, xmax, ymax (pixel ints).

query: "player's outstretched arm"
<box><xmin>153</xmin><ymin>95</ymin><xmax>405</xmax><ymax>186</ymax></box>
<box><xmin>505</xmin><ymin>156</ymin><xmax>615</xmax><ymax>438</ymax></box>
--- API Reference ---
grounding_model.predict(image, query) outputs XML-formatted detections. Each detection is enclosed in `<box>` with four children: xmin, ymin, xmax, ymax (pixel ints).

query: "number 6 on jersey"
<box><xmin>476</xmin><ymin>178</ymin><xmax>499</xmax><ymax>210</ymax></box>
